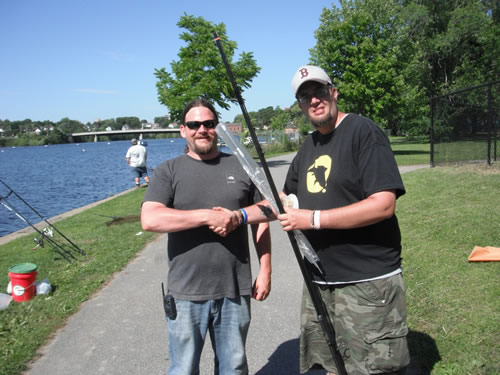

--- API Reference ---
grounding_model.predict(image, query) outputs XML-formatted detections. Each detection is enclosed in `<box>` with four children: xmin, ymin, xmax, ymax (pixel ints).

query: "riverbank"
<box><xmin>0</xmin><ymin>186</ymin><xmax>142</xmax><ymax>246</ymax></box>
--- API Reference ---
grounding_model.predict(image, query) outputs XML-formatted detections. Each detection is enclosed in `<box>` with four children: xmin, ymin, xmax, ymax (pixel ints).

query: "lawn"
<box><xmin>397</xmin><ymin>164</ymin><xmax>499</xmax><ymax>374</ymax></box>
<box><xmin>391</xmin><ymin>137</ymin><xmax>430</xmax><ymax>166</ymax></box>
<box><xmin>0</xmin><ymin>188</ymin><xmax>157</xmax><ymax>375</ymax></box>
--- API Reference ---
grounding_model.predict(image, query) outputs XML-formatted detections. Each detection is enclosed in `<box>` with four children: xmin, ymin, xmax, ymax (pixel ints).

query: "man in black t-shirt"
<box><xmin>277</xmin><ymin>65</ymin><xmax>410</xmax><ymax>374</ymax></box>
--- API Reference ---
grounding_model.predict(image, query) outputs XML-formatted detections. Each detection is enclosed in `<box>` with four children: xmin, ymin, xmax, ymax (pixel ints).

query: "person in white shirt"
<box><xmin>125</xmin><ymin>138</ymin><xmax>150</xmax><ymax>187</ymax></box>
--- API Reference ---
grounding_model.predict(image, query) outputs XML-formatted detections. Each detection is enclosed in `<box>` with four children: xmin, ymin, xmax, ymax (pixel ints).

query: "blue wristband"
<box><xmin>239</xmin><ymin>208</ymin><xmax>248</xmax><ymax>225</ymax></box>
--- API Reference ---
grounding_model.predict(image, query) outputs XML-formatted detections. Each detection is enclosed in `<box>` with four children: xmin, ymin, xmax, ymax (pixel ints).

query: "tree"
<box><xmin>44</xmin><ymin>129</ymin><xmax>68</xmax><ymax>145</ymax></box>
<box><xmin>155</xmin><ymin>14</ymin><xmax>260</xmax><ymax>122</ymax></box>
<box><xmin>396</xmin><ymin>0</ymin><xmax>499</xmax><ymax>136</ymax></box>
<box><xmin>56</xmin><ymin>118</ymin><xmax>86</xmax><ymax>134</ymax></box>
<box><xmin>154</xmin><ymin>116</ymin><xmax>171</xmax><ymax>127</ymax></box>
<box><xmin>269</xmin><ymin>107</ymin><xmax>291</xmax><ymax>130</ymax></box>
<box><xmin>310</xmin><ymin>0</ymin><xmax>409</xmax><ymax>134</ymax></box>
<box><xmin>116</xmin><ymin>116</ymin><xmax>141</xmax><ymax>129</ymax></box>
<box><xmin>308</xmin><ymin>0</ymin><xmax>498</xmax><ymax>137</ymax></box>
<box><xmin>255</xmin><ymin>106</ymin><xmax>275</xmax><ymax>128</ymax></box>
<box><xmin>400</xmin><ymin>0</ymin><xmax>498</xmax><ymax>94</ymax></box>
<box><xmin>95</xmin><ymin>119</ymin><xmax>117</xmax><ymax>131</ymax></box>
<box><xmin>289</xmin><ymin>102</ymin><xmax>314</xmax><ymax>135</ymax></box>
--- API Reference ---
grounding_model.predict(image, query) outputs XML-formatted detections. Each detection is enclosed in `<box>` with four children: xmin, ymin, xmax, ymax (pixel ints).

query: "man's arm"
<box><xmin>278</xmin><ymin>190</ymin><xmax>397</xmax><ymax>231</ymax></box>
<box><xmin>141</xmin><ymin>201</ymin><xmax>237</xmax><ymax>235</ymax></box>
<box><xmin>242</xmin><ymin>198</ymin><xmax>279</xmax><ymax>224</ymax></box>
<box><xmin>209</xmin><ymin>198</ymin><xmax>277</xmax><ymax>236</ymax></box>
<box><xmin>250</xmin><ymin>222</ymin><xmax>271</xmax><ymax>301</ymax></box>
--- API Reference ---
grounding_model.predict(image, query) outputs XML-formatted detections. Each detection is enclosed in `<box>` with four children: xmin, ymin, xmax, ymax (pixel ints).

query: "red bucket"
<box><xmin>8</xmin><ymin>263</ymin><xmax>38</xmax><ymax>302</ymax></box>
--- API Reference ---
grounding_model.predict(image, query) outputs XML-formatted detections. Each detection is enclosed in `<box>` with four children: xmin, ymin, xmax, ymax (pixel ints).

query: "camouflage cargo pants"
<box><xmin>300</xmin><ymin>273</ymin><xmax>410</xmax><ymax>374</ymax></box>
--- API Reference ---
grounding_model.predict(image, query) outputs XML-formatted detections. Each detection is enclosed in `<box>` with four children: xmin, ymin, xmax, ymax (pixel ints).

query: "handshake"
<box><xmin>208</xmin><ymin>206</ymin><xmax>249</xmax><ymax>237</ymax></box>
<box><xmin>207</xmin><ymin>194</ymin><xmax>298</xmax><ymax>237</ymax></box>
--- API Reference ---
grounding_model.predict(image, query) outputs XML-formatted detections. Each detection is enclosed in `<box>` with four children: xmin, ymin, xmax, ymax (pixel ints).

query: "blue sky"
<box><xmin>1</xmin><ymin>0</ymin><xmax>339</xmax><ymax>124</ymax></box>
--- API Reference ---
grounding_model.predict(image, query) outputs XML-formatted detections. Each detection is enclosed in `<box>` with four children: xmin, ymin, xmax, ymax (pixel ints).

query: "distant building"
<box><xmin>285</xmin><ymin>122</ymin><xmax>299</xmax><ymax>141</ymax></box>
<box><xmin>225</xmin><ymin>123</ymin><xmax>242</xmax><ymax>134</ymax></box>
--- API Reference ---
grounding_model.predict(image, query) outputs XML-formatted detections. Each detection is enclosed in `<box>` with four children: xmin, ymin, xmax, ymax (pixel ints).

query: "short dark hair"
<box><xmin>181</xmin><ymin>98</ymin><xmax>219</xmax><ymax>124</ymax></box>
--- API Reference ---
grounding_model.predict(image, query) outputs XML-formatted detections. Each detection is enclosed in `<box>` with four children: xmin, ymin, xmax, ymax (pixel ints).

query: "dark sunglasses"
<box><xmin>184</xmin><ymin>119</ymin><xmax>217</xmax><ymax>130</ymax></box>
<box><xmin>297</xmin><ymin>85</ymin><xmax>331</xmax><ymax>105</ymax></box>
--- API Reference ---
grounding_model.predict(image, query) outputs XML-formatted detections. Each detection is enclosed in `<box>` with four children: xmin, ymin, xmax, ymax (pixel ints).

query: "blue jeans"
<box><xmin>167</xmin><ymin>296</ymin><xmax>251</xmax><ymax>375</ymax></box>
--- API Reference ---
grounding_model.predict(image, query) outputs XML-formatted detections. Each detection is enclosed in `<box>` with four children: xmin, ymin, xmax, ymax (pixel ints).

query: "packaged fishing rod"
<box><xmin>216</xmin><ymin>123</ymin><xmax>323</xmax><ymax>274</ymax></box>
<box><xmin>213</xmin><ymin>32</ymin><xmax>347</xmax><ymax>374</ymax></box>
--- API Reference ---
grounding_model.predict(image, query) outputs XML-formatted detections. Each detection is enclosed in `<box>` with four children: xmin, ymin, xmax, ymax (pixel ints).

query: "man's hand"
<box><xmin>278</xmin><ymin>207</ymin><xmax>311</xmax><ymax>231</ymax></box>
<box><xmin>252</xmin><ymin>271</ymin><xmax>271</xmax><ymax>301</ymax></box>
<box><xmin>209</xmin><ymin>207</ymin><xmax>241</xmax><ymax>237</ymax></box>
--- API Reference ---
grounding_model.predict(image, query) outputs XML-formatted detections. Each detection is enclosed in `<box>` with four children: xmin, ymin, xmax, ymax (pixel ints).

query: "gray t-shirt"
<box><xmin>143</xmin><ymin>152</ymin><xmax>262</xmax><ymax>301</ymax></box>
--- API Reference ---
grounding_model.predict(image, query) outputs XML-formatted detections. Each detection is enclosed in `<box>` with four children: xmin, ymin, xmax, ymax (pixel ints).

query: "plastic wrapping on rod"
<box><xmin>216</xmin><ymin>123</ymin><xmax>322</xmax><ymax>273</ymax></box>
<box><xmin>216</xmin><ymin>123</ymin><xmax>278</xmax><ymax>211</ymax></box>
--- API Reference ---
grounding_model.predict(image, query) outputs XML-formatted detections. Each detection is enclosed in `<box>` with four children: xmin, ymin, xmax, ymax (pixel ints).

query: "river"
<box><xmin>0</xmin><ymin>138</ymin><xmax>195</xmax><ymax>237</ymax></box>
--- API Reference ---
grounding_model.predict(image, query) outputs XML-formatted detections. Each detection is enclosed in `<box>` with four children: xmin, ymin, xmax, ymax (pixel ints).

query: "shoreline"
<box><xmin>1</xmin><ymin>162</ymin><xmax>429</xmax><ymax>246</ymax></box>
<box><xmin>0</xmin><ymin>186</ymin><xmax>141</xmax><ymax>246</ymax></box>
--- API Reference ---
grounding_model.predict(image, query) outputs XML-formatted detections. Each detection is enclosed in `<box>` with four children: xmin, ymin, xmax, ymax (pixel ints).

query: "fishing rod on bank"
<box><xmin>0</xmin><ymin>179</ymin><xmax>86</xmax><ymax>261</ymax></box>
<box><xmin>213</xmin><ymin>33</ymin><xmax>347</xmax><ymax>374</ymax></box>
<box><xmin>0</xmin><ymin>178</ymin><xmax>86</xmax><ymax>256</ymax></box>
<box><xmin>0</xmin><ymin>197</ymin><xmax>74</xmax><ymax>262</ymax></box>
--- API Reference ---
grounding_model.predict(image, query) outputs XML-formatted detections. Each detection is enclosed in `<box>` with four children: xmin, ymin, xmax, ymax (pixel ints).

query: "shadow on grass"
<box><xmin>254</xmin><ymin>331</ymin><xmax>440</xmax><ymax>375</ymax></box>
<box><xmin>254</xmin><ymin>159</ymin><xmax>293</xmax><ymax>168</ymax></box>
<box><xmin>407</xmin><ymin>330</ymin><xmax>441</xmax><ymax>375</ymax></box>
<box><xmin>393</xmin><ymin>150</ymin><xmax>430</xmax><ymax>155</ymax></box>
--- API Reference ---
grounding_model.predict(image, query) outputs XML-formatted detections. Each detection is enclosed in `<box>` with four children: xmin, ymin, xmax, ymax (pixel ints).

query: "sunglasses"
<box><xmin>297</xmin><ymin>85</ymin><xmax>331</xmax><ymax>105</ymax></box>
<box><xmin>184</xmin><ymin>119</ymin><xmax>217</xmax><ymax>130</ymax></box>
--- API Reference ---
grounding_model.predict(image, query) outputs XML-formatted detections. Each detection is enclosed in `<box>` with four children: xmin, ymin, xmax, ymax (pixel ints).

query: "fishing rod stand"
<box><xmin>0</xmin><ymin>179</ymin><xmax>86</xmax><ymax>262</ymax></box>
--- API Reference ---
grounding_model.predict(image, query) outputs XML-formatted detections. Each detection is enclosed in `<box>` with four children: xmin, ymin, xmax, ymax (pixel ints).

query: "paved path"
<box><xmin>22</xmin><ymin>154</ymin><xmax>428</xmax><ymax>375</ymax></box>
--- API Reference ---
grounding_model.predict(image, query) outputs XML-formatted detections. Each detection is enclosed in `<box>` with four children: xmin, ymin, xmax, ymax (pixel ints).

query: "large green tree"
<box><xmin>400</xmin><ymin>0</ymin><xmax>498</xmax><ymax>94</ymax></box>
<box><xmin>308</xmin><ymin>0</ymin><xmax>498</xmax><ymax>137</ymax></box>
<box><xmin>310</xmin><ymin>0</ymin><xmax>408</xmax><ymax>134</ymax></box>
<box><xmin>155</xmin><ymin>14</ymin><xmax>260</xmax><ymax>122</ymax></box>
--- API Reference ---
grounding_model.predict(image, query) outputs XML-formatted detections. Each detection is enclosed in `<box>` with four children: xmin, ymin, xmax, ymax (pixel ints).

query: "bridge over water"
<box><xmin>71</xmin><ymin>128</ymin><xmax>180</xmax><ymax>142</ymax></box>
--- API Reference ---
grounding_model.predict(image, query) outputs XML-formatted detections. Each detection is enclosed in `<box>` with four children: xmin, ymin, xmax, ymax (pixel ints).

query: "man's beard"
<box><xmin>191</xmin><ymin>137</ymin><xmax>216</xmax><ymax>155</ymax></box>
<box><xmin>310</xmin><ymin>112</ymin><xmax>334</xmax><ymax>129</ymax></box>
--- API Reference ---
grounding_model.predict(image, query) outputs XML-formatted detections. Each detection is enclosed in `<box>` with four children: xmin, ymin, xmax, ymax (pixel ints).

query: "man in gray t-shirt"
<box><xmin>141</xmin><ymin>99</ymin><xmax>271</xmax><ymax>375</ymax></box>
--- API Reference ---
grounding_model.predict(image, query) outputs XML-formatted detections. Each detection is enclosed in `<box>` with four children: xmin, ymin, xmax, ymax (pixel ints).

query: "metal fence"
<box><xmin>430</xmin><ymin>80</ymin><xmax>499</xmax><ymax>167</ymax></box>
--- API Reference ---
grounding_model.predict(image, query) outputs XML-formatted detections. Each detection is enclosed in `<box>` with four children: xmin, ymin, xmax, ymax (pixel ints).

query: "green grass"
<box><xmin>391</xmin><ymin>137</ymin><xmax>430</xmax><ymax>166</ymax></box>
<box><xmin>1</xmin><ymin>141</ymin><xmax>498</xmax><ymax>374</ymax></box>
<box><xmin>261</xmin><ymin>136</ymin><xmax>432</xmax><ymax>165</ymax></box>
<box><xmin>433</xmin><ymin>139</ymin><xmax>496</xmax><ymax>165</ymax></box>
<box><xmin>0</xmin><ymin>188</ymin><xmax>157</xmax><ymax>375</ymax></box>
<box><xmin>397</xmin><ymin>164</ymin><xmax>500</xmax><ymax>374</ymax></box>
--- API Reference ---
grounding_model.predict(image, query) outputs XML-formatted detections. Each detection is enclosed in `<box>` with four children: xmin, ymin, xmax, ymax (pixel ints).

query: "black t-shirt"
<box><xmin>284</xmin><ymin>114</ymin><xmax>405</xmax><ymax>282</ymax></box>
<box><xmin>144</xmin><ymin>153</ymin><xmax>262</xmax><ymax>300</ymax></box>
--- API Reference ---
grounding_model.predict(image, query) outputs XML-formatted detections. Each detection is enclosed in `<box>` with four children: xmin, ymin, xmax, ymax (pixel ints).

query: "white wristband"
<box><xmin>313</xmin><ymin>210</ymin><xmax>321</xmax><ymax>230</ymax></box>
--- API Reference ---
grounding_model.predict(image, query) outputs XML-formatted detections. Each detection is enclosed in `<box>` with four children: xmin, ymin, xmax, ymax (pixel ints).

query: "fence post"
<box><xmin>430</xmin><ymin>96</ymin><xmax>435</xmax><ymax>168</ymax></box>
<box><xmin>487</xmin><ymin>84</ymin><xmax>492</xmax><ymax>166</ymax></box>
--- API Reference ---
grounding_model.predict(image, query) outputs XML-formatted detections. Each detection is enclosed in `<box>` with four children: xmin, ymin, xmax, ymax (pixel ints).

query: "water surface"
<box><xmin>0</xmin><ymin>138</ymin><xmax>189</xmax><ymax>236</ymax></box>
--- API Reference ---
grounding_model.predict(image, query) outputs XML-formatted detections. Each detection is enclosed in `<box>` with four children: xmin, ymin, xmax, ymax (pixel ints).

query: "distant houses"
<box><xmin>224</xmin><ymin>123</ymin><xmax>242</xmax><ymax>134</ymax></box>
